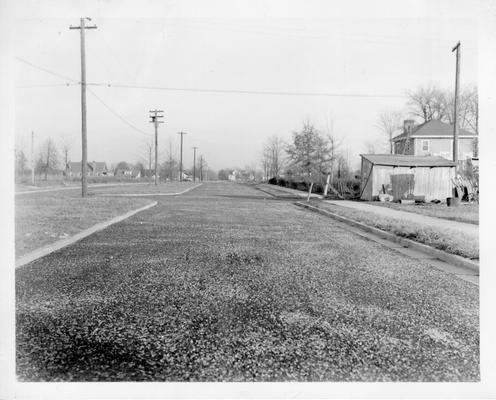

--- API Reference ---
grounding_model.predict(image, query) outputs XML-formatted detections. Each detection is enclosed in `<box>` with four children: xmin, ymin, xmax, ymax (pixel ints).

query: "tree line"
<box><xmin>374</xmin><ymin>83</ymin><xmax>478</xmax><ymax>154</ymax></box>
<box><xmin>260</xmin><ymin>120</ymin><xmax>354</xmax><ymax>189</ymax></box>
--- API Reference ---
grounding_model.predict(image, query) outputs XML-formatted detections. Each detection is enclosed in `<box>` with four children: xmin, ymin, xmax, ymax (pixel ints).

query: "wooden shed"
<box><xmin>360</xmin><ymin>154</ymin><xmax>456</xmax><ymax>202</ymax></box>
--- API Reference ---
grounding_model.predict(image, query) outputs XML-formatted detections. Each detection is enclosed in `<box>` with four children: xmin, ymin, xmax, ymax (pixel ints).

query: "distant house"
<box><xmin>228</xmin><ymin>170</ymin><xmax>254</xmax><ymax>182</ymax></box>
<box><xmin>114</xmin><ymin>167</ymin><xmax>141</xmax><ymax>178</ymax></box>
<box><xmin>66</xmin><ymin>161</ymin><xmax>109</xmax><ymax>177</ymax></box>
<box><xmin>391</xmin><ymin>119</ymin><xmax>477</xmax><ymax>161</ymax></box>
<box><xmin>360</xmin><ymin>154</ymin><xmax>456</xmax><ymax>202</ymax></box>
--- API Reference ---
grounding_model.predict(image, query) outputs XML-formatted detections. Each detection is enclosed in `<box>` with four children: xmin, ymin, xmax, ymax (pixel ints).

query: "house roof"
<box><xmin>89</xmin><ymin>161</ymin><xmax>107</xmax><ymax>173</ymax></box>
<box><xmin>360</xmin><ymin>154</ymin><xmax>456</xmax><ymax>167</ymax></box>
<box><xmin>391</xmin><ymin>119</ymin><xmax>476</xmax><ymax>142</ymax></box>
<box><xmin>67</xmin><ymin>161</ymin><xmax>107</xmax><ymax>173</ymax></box>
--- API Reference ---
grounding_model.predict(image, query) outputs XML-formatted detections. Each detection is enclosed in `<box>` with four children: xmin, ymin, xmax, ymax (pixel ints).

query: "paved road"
<box><xmin>16</xmin><ymin>182</ymin><xmax>479</xmax><ymax>381</ymax></box>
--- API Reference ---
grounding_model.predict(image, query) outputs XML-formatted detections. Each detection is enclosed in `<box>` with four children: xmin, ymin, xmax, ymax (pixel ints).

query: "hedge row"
<box><xmin>268</xmin><ymin>176</ymin><xmax>361</xmax><ymax>197</ymax></box>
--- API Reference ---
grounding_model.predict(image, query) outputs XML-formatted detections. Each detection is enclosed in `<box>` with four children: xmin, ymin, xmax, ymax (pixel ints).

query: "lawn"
<box><xmin>16</xmin><ymin>183</ymin><xmax>479</xmax><ymax>381</ymax></box>
<box><xmin>15</xmin><ymin>190</ymin><xmax>153</xmax><ymax>258</ymax></box>
<box><xmin>366</xmin><ymin>201</ymin><xmax>479</xmax><ymax>225</ymax></box>
<box><xmin>310</xmin><ymin>201</ymin><xmax>479</xmax><ymax>260</ymax></box>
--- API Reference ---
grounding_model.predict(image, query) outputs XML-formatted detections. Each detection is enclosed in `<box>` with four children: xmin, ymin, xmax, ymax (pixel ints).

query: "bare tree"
<box><xmin>407</xmin><ymin>84</ymin><xmax>478</xmax><ymax>134</ymax></box>
<box><xmin>407</xmin><ymin>85</ymin><xmax>449</xmax><ymax>122</ymax></box>
<box><xmin>376</xmin><ymin>110</ymin><xmax>402</xmax><ymax>153</ymax></box>
<box><xmin>161</xmin><ymin>138</ymin><xmax>178</xmax><ymax>181</ymax></box>
<box><xmin>15</xmin><ymin>147</ymin><xmax>28</xmax><ymax>180</ymax></box>
<box><xmin>38</xmin><ymin>138</ymin><xmax>60</xmax><ymax>180</ymax></box>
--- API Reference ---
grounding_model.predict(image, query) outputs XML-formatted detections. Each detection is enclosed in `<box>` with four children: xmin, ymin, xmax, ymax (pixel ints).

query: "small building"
<box><xmin>66</xmin><ymin>161</ymin><xmax>109</xmax><ymax>177</ymax></box>
<box><xmin>391</xmin><ymin>119</ymin><xmax>477</xmax><ymax>160</ymax></box>
<box><xmin>360</xmin><ymin>154</ymin><xmax>456</xmax><ymax>202</ymax></box>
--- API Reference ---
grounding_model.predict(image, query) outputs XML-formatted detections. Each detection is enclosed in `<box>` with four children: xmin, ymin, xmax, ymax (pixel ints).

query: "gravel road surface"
<box><xmin>16</xmin><ymin>182</ymin><xmax>479</xmax><ymax>381</ymax></box>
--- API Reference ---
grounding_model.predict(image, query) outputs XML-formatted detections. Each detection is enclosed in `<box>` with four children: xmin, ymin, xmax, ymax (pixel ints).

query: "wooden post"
<box><xmin>307</xmin><ymin>182</ymin><xmax>314</xmax><ymax>202</ymax></box>
<box><xmin>324</xmin><ymin>173</ymin><xmax>330</xmax><ymax>197</ymax></box>
<box><xmin>452</xmin><ymin>41</ymin><xmax>461</xmax><ymax>167</ymax></box>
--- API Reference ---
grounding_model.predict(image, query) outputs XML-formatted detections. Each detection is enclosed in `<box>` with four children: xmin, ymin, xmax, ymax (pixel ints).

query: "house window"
<box><xmin>421</xmin><ymin>140</ymin><xmax>430</xmax><ymax>152</ymax></box>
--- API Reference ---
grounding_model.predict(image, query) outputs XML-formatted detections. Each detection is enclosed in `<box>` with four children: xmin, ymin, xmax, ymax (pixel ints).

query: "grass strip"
<box><xmin>311</xmin><ymin>201</ymin><xmax>478</xmax><ymax>260</ymax></box>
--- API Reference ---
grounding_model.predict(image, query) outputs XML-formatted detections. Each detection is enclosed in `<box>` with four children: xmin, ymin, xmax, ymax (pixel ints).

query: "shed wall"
<box><xmin>365</xmin><ymin>164</ymin><xmax>455</xmax><ymax>201</ymax></box>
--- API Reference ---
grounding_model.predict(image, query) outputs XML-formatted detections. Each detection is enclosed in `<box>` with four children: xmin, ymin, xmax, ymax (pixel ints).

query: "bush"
<box><xmin>277</xmin><ymin>178</ymin><xmax>287</xmax><ymax>187</ymax></box>
<box><xmin>268</xmin><ymin>177</ymin><xmax>277</xmax><ymax>185</ymax></box>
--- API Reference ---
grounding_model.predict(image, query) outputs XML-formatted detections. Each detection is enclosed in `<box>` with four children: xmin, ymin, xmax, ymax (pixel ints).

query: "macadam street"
<box><xmin>16</xmin><ymin>182</ymin><xmax>479</xmax><ymax>381</ymax></box>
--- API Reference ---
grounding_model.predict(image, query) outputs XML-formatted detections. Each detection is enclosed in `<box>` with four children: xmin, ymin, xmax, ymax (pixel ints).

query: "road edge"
<box><xmin>15</xmin><ymin>201</ymin><xmax>158</xmax><ymax>268</ymax></box>
<box><xmin>295</xmin><ymin>201</ymin><xmax>479</xmax><ymax>273</ymax></box>
<box><xmin>100</xmin><ymin>183</ymin><xmax>203</xmax><ymax>197</ymax></box>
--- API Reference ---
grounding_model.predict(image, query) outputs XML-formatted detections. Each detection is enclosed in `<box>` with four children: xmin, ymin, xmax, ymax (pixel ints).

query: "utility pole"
<box><xmin>177</xmin><ymin>132</ymin><xmax>187</xmax><ymax>181</ymax></box>
<box><xmin>452</xmin><ymin>41</ymin><xmax>461</xmax><ymax>167</ymax></box>
<box><xmin>149</xmin><ymin>109</ymin><xmax>164</xmax><ymax>185</ymax></box>
<box><xmin>199</xmin><ymin>155</ymin><xmax>204</xmax><ymax>182</ymax></box>
<box><xmin>70</xmin><ymin>18</ymin><xmax>97</xmax><ymax>197</ymax></box>
<box><xmin>192</xmin><ymin>146</ymin><xmax>198</xmax><ymax>182</ymax></box>
<box><xmin>30</xmin><ymin>131</ymin><xmax>35</xmax><ymax>185</ymax></box>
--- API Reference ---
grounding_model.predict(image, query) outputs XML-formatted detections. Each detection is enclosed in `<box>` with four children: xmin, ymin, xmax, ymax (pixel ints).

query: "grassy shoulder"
<box><xmin>310</xmin><ymin>201</ymin><xmax>478</xmax><ymax>260</ymax></box>
<box><xmin>15</xmin><ymin>191</ymin><xmax>153</xmax><ymax>258</ymax></box>
<box><xmin>365</xmin><ymin>201</ymin><xmax>478</xmax><ymax>225</ymax></box>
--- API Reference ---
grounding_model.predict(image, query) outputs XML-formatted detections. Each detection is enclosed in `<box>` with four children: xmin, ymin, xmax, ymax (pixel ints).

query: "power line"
<box><xmin>87</xmin><ymin>87</ymin><xmax>150</xmax><ymax>136</ymax></box>
<box><xmin>15</xmin><ymin>57</ymin><xmax>79</xmax><ymax>83</ymax></box>
<box><xmin>17</xmin><ymin>83</ymin><xmax>77</xmax><ymax>88</ymax></box>
<box><xmin>86</xmin><ymin>82</ymin><xmax>406</xmax><ymax>98</ymax></box>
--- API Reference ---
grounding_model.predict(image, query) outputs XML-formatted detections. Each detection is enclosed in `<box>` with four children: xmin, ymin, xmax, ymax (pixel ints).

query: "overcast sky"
<box><xmin>13</xmin><ymin>0</ymin><xmax>479</xmax><ymax>171</ymax></box>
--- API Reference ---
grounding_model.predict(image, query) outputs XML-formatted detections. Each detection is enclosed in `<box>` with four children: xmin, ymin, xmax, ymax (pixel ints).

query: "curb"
<box><xmin>100</xmin><ymin>183</ymin><xmax>203</xmax><ymax>197</ymax></box>
<box><xmin>295</xmin><ymin>201</ymin><xmax>479</xmax><ymax>273</ymax></box>
<box><xmin>16</xmin><ymin>201</ymin><xmax>158</xmax><ymax>268</ymax></box>
<box><xmin>257</xmin><ymin>184</ymin><xmax>322</xmax><ymax>199</ymax></box>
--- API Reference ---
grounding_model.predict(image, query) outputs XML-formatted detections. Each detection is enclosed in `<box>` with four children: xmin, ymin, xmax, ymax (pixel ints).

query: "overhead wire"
<box><xmin>86</xmin><ymin>87</ymin><xmax>151</xmax><ymax>137</ymax></box>
<box><xmin>85</xmin><ymin>82</ymin><xmax>406</xmax><ymax>98</ymax></box>
<box><xmin>15</xmin><ymin>57</ymin><xmax>79</xmax><ymax>83</ymax></box>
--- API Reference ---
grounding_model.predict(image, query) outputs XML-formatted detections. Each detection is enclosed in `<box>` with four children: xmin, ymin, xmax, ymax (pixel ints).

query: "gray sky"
<box><xmin>13</xmin><ymin>0</ymin><xmax>479</xmax><ymax>171</ymax></box>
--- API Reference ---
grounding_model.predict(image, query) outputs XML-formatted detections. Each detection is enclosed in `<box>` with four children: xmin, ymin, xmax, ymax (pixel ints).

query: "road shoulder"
<box><xmin>16</xmin><ymin>201</ymin><xmax>157</xmax><ymax>268</ymax></box>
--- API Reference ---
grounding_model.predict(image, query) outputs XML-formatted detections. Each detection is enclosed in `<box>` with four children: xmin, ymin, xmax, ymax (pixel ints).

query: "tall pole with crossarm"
<box><xmin>452</xmin><ymin>41</ymin><xmax>461</xmax><ymax>168</ymax></box>
<box><xmin>192</xmin><ymin>146</ymin><xmax>198</xmax><ymax>182</ymax></box>
<box><xmin>70</xmin><ymin>18</ymin><xmax>97</xmax><ymax>197</ymax></box>
<box><xmin>149</xmin><ymin>110</ymin><xmax>164</xmax><ymax>185</ymax></box>
<box><xmin>177</xmin><ymin>132</ymin><xmax>187</xmax><ymax>181</ymax></box>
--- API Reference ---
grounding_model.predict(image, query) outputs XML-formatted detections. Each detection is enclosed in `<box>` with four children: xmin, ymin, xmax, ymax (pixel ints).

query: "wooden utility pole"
<box><xmin>30</xmin><ymin>131</ymin><xmax>35</xmax><ymax>185</ymax></box>
<box><xmin>149</xmin><ymin>110</ymin><xmax>164</xmax><ymax>185</ymax></box>
<box><xmin>177</xmin><ymin>132</ymin><xmax>187</xmax><ymax>181</ymax></box>
<box><xmin>192</xmin><ymin>146</ymin><xmax>198</xmax><ymax>182</ymax></box>
<box><xmin>70</xmin><ymin>18</ymin><xmax>97</xmax><ymax>197</ymax></box>
<box><xmin>452</xmin><ymin>41</ymin><xmax>461</xmax><ymax>166</ymax></box>
<box><xmin>199</xmin><ymin>155</ymin><xmax>204</xmax><ymax>182</ymax></box>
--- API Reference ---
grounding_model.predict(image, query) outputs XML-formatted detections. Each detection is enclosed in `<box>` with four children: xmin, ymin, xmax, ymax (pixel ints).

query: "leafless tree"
<box><xmin>38</xmin><ymin>138</ymin><xmax>60</xmax><ymax>180</ymax></box>
<box><xmin>161</xmin><ymin>138</ymin><xmax>178</xmax><ymax>180</ymax></box>
<box><xmin>260</xmin><ymin>135</ymin><xmax>286</xmax><ymax>180</ymax></box>
<box><xmin>406</xmin><ymin>85</ymin><xmax>449</xmax><ymax>122</ymax></box>
<box><xmin>407</xmin><ymin>84</ymin><xmax>478</xmax><ymax>135</ymax></box>
<box><xmin>376</xmin><ymin>110</ymin><xmax>402</xmax><ymax>153</ymax></box>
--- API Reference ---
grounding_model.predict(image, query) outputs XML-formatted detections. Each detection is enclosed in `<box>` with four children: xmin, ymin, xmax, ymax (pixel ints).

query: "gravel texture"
<box><xmin>16</xmin><ymin>182</ymin><xmax>479</xmax><ymax>381</ymax></box>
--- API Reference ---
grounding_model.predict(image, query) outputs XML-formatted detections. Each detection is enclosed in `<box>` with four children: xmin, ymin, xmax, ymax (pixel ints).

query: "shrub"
<box><xmin>268</xmin><ymin>177</ymin><xmax>277</xmax><ymax>185</ymax></box>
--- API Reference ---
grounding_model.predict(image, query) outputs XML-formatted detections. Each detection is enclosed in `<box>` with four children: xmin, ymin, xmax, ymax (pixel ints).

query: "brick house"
<box><xmin>391</xmin><ymin>119</ymin><xmax>477</xmax><ymax>161</ymax></box>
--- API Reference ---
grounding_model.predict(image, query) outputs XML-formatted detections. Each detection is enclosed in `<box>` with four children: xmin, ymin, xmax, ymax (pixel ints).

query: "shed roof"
<box><xmin>392</xmin><ymin>119</ymin><xmax>475</xmax><ymax>142</ymax></box>
<box><xmin>360</xmin><ymin>154</ymin><xmax>456</xmax><ymax>167</ymax></box>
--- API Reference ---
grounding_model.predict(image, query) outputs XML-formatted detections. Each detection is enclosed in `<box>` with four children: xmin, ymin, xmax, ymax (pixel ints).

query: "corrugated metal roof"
<box><xmin>360</xmin><ymin>154</ymin><xmax>456</xmax><ymax>167</ymax></box>
<box><xmin>392</xmin><ymin>119</ymin><xmax>476</xmax><ymax>141</ymax></box>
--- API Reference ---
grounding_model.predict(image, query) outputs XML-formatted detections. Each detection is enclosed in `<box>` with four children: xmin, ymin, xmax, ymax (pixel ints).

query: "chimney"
<box><xmin>404</xmin><ymin>120</ymin><xmax>415</xmax><ymax>135</ymax></box>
